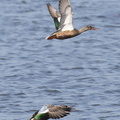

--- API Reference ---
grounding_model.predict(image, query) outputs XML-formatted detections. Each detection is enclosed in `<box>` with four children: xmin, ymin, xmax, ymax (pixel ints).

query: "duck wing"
<box><xmin>47</xmin><ymin>3</ymin><xmax>60</xmax><ymax>18</ymax></box>
<box><xmin>58</xmin><ymin>0</ymin><xmax>74</xmax><ymax>31</ymax></box>
<box><xmin>47</xmin><ymin>3</ymin><xmax>61</xmax><ymax>30</ymax></box>
<box><xmin>47</xmin><ymin>105</ymin><xmax>71</xmax><ymax>119</ymax></box>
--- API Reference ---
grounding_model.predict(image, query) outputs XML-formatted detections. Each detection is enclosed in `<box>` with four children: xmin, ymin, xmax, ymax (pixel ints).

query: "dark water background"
<box><xmin>0</xmin><ymin>0</ymin><xmax>120</xmax><ymax>120</ymax></box>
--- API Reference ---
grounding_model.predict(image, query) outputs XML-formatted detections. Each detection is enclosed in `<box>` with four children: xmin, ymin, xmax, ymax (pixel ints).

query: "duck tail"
<box><xmin>46</xmin><ymin>34</ymin><xmax>56</xmax><ymax>40</ymax></box>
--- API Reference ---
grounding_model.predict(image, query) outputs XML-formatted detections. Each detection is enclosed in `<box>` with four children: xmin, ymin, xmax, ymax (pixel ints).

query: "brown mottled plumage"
<box><xmin>46</xmin><ymin>0</ymin><xmax>98</xmax><ymax>40</ymax></box>
<box><xmin>47</xmin><ymin>26</ymin><xmax>98</xmax><ymax>40</ymax></box>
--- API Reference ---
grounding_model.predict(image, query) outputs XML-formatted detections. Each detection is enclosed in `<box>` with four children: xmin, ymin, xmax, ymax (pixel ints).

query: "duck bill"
<box><xmin>91</xmin><ymin>27</ymin><xmax>99</xmax><ymax>30</ymax></box>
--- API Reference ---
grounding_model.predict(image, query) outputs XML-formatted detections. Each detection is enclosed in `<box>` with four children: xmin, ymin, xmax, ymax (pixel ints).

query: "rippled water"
<box><xmin>0</xmin><ymin>0</ymin><xmax>120</xmax><ymax>120</ymax></box>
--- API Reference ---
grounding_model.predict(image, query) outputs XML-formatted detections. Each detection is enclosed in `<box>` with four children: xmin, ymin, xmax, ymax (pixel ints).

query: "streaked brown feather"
<box><xmin>47</xmin><ymin>104</ymin><xmax>72</xmax><ymax>119</ymax></box>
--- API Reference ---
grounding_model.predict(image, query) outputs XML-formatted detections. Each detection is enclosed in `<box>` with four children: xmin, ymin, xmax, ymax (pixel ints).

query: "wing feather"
<box><xmin>58</xmin><ymin>0</ymin><xmax>74</xmax><ymax>31</ymax></box>
<box><xmin>47</xmin><ymin>105</ymin><xmax>71</xmax><ymax>119</ymax></box>
<box><xmin>47</xmin><ymin>3</ymin><xmax>60</xmax><ymax>18</ymax></box>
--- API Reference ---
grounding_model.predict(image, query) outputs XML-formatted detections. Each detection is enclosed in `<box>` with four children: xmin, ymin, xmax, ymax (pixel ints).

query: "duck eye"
<box><xmin>89</xmin><ymin>26</ymin><xmax>92</xmax><ymax>29</ymax></box>
<box><xmin>88</xmin><ymin>26</ymin><xmax>92</xmax><ymax>29</ymax></box>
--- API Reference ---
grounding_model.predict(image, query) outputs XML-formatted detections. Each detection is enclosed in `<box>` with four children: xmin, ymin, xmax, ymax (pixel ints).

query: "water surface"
<box><xmin>0</xmin><ymin>0</ymin><xmax>120</xmax><ymax>120</ymax></box>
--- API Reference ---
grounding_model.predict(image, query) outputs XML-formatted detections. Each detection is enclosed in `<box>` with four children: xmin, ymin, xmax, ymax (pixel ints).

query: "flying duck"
<box><xmin>30</xmin><ymin>104</ymin><xmax>74</xmax><ymax>120</ymax></box>
<box><xmin>46</xmin><ymin>0</ymin><xmax>98</xmax><ymax>40</ymax></box>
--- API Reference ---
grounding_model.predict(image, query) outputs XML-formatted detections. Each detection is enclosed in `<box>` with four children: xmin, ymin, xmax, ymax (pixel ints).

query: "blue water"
<box><xmin>0</xmin><ymin>0</ymin><xmax>120</xmax><ymax>120</ymax></box>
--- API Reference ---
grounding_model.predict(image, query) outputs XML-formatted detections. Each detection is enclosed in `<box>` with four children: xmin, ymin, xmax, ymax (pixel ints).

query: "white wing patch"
<box><xmin>38</xmin><ymin>105</ymin><xmax>49</xmax><ymax>114</ymax></box>
<box><xmin>58</xmin><ymin>17</ymin><xmax>61</xmax><ymax>23</ymax></box>
<box><xmin>60</xmin><ymin>14</ymin><xmax>74</xmax><ymax>31</ymax></box>
<box><xmin>59</xmin><ymin>4</ymin><xmax>74</xmax><ymax>31</ymax></box>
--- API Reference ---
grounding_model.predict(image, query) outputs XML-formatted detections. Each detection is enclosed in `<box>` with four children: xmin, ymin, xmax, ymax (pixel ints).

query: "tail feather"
<box><xmin>46</xmin><ymin>34</ymin><xmax>56</xmax><ymax>40</ymax></box>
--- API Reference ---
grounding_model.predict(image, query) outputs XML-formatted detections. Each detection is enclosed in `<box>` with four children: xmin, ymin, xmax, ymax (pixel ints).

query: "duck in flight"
<box><xmin>46</xmin><ymin>0</ymin><xmax>98</xmax><ymax>40</ymax></box>
<box><xmin>30</xmin><ymin>104</ymin><xmax>74</xmax><ymax>120</ymax></box>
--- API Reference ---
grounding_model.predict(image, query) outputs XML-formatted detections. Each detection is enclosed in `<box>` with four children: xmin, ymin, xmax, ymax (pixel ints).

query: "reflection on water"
<box><xmin>0</xmin><ymin>0</ymin><xmax>120</xmax><ymax>120</ymax></box>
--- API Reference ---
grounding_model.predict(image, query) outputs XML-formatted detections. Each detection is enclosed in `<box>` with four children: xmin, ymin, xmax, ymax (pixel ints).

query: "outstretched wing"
<box><xmin>58</xmin><ymin>0</ymin><xmax>74</xmax><ymax>31</ymax></box>
<box><xmin>47</xmin><ymin>105</ymin><xmax>71</xmax><ymax>119</ymax></box>
<box><xmin>47</xmin><ymin>3</ymin><xmax>60</xmax><ymax>30</ymax></box>
<box><xmin>47</xmin><ymin>3</ymin><xmax>60</xmax><ymax>18</ymax></box>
